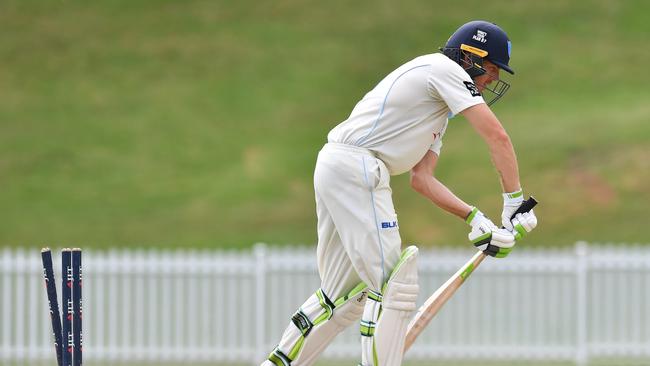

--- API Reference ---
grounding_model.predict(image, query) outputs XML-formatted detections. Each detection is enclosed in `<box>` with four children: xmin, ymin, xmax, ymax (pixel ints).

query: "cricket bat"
<box><xmin>403</xmin><ymin>197</ymin><xmax>538</xmax><ymax>352</ymax></box>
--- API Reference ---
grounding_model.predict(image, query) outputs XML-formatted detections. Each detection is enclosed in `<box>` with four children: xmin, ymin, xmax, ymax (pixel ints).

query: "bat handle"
<box><xmin>510</xmin><ymin>196</ymin><xmax>537</xmax><ymax>221</ymax></box>
<box><xmin>404</xmin><ymin>197</ymin><xmax>539</xmax><ymax>354</ymax></box>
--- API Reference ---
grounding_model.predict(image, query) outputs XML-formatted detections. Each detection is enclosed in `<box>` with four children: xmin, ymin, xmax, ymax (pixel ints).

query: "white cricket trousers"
<box><xmin>260</xmin><ymin>143</ymin><xmax>408</xmax><ymax>366</ymax></box>
<box><xmin>315</xmin><ymin>142</ymin><xmax>402</xmax><ymax>299</ymax></box>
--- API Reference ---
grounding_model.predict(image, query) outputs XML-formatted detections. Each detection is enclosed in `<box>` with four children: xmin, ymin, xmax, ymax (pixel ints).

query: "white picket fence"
<box><xmin>1</xmin><ymin>243</ymin><xmax>649</xmax><ymax>365</ymax></box>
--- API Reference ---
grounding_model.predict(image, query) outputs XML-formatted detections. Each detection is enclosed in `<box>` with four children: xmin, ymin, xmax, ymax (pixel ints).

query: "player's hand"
<box><xmin>466</xmin><ymin>207</ymin><xmax>516</xmax><ymax>258</ymax></box>
<box><xmin>511</xmin><ymin>211</ymin><xmax>537</xmax><ymax>240</ymax></box>
<box><xmin>501</xmin><ymin>189</ymin><xmax>538</xmax><ymax>239</ymax></box>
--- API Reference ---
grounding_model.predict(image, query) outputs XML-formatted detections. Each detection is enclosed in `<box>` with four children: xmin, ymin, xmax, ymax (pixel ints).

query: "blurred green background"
<box><xmin>1</xmin><ymin>0</ymin><xmax>648</xmax><ymax>249</ymax></box>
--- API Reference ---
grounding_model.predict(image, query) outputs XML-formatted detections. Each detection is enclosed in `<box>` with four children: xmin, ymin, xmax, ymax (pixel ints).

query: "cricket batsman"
<box><xmin>261</xmin><ymin>20</ymin><xmax>538</xmax><ymax>366</ymax></box>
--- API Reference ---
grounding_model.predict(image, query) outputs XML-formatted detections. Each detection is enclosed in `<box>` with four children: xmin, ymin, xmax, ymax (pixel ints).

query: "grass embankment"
<box><xmin>0</xmin><ymin>0</ymin><xmax>648</xmax><ymax>248</ymax></box>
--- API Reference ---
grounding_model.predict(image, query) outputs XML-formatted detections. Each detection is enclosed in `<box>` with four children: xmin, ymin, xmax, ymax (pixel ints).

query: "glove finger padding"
<box><xmin>483</xmin><ymin>243</ymin><xmax>513</xmax><ymax>258</ymax></box>
<box><xmin>472</xmin><ymin>228</ymin><xmax>516</xmax><ymax>258</ymax></box>
<box><xmin>467</xmin><ymin>207</ymin><xmax>516</xmax><ymax>258</ymax></box>
<box><xmin>512</xmin><ymin>210</ymin><xmax>538</xmax><ymax>239</ymax></box>
<box><xmin>490</xmin><ymin>229</ymin><xmax>517</xmax><ymax>247</ymax></box>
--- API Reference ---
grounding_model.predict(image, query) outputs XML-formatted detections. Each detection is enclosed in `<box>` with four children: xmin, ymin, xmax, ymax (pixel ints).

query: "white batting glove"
<box><xmin>501</xmin><ymin>189</ymin><xmax>524</xmax><ymax>231</ymax></box>
<box><xmin>467</xmin><ymin>207</ymin><xmax>516</xmax><ymax>258</ymax></box>
<box><xmin>511</xmin><ymin>211</ymin><xmax>538</xmax><ymax>240</ymax></box>
<box><xmin>501</xmin><ymin>189</ymin><xmax>538</xmax><ymax>239</ymax></box>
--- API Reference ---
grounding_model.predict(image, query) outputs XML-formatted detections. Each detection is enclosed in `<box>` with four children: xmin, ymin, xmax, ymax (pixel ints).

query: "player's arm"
<box><xmin>410</xmin><ymin>150</ymin><xmax>471</xmax><ymax>219</ymax></box>
<box><xmin>461</xmin><ymin>103</ymin><xmax>537</xmax><ymax>238</ymax></box>
<box><xmin>410</xmin><ymin>150</ymin><xmax>516</xmax><ymax>257</ymax></box>
<box><xmin>461</xmin><ymin>103</ymin><xmax>520</xmax><ymax>193</ymax></box>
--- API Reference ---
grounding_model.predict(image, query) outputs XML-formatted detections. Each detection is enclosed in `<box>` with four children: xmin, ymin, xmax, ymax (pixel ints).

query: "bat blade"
<box><xmin>404</xmin><ymin>197</ymin><xmax>538</xmax><ymax>353</ymax></box>
<box><xmin>403</xmin><ymin>251</ymin><xmax>486</xmax><ymax>352</ymax></box>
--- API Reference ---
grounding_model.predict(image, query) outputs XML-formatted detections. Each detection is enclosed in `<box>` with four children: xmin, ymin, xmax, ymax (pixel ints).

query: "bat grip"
<box><xmin>509</xmin><ymin>196</ymin><xmax>538</xmax><ymax>221</ymax></box>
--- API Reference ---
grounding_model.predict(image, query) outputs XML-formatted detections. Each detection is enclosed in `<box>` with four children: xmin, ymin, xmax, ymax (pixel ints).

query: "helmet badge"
<box><xmin>472</xmin><ymin>29</ymin><xmax>488</xmax><ymax>43</ymax></box>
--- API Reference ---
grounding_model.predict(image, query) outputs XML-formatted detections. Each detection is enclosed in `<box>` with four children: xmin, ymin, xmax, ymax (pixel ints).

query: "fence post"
<box><xmin>575</xmin><ymin>241</ymin><xmax>589</xmax><ymax>366</ymax></box>
<box><xmin>254</xmin><ymin>243</ymin><xmax>268</xmax><ymax>364</ymax></box>
<box><xmin>0</xmin><ymin>248</ymin><xmax>10</xmax><ymax>362</ymax></box>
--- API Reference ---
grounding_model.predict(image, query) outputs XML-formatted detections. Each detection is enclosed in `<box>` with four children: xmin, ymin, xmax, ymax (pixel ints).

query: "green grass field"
<box><xmin>1</xmin><ymin>0</ymin><xmax>648</xmax><ymax>249</ymax></box>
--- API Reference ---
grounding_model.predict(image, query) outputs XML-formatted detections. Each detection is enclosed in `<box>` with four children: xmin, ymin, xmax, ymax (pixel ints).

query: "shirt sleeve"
<box><xmin>429</xmin><ymin>139</ymin><xmax>442</xmax><ymax>156</ymax></box>
<box><xmin>428</xmin><ymin>120</ymin><xmax>448</xmax><ymax>156</ymax></box>
<box><xmin>427</xmin><ymin>58</ymin><xmax>485</xmax><ymax>115</ymax></box>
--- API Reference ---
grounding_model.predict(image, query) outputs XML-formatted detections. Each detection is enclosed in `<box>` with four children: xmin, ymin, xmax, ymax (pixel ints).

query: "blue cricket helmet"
<box><xmin>444</xmin><ymin>20</ymin><xmax>514</xmax><ymax>75</ymax></box>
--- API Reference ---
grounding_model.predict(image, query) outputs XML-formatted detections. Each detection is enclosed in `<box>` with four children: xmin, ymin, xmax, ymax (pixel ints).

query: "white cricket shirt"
<box><xmin>327</xmin><ymin>53</ymin><xmax>485</xmax><ymax>175</ymax></box>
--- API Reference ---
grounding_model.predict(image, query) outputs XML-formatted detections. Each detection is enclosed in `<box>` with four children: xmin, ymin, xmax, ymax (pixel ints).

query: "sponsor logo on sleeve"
<box><xmin>463</xmin><ymin>81</ymin><xmax>481</xmax><ymax>97</ymax></box>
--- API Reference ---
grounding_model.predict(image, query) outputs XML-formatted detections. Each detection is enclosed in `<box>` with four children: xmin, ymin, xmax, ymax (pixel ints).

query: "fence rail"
<box><xmin>1</xmin><ymin>242</ymin><xmax>649</xmax><ymax>365</ymax></box>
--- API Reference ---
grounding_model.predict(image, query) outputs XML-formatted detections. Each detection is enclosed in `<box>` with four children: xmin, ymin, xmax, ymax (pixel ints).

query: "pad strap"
<box><xmin>314</xmin><ymin>288</ymin><xmax>336</xmax><ymax>324</ymax></box>
<box><xmin>269</xmin><ymin>348</ymin><xmax>292</xmax><ymax>366</ymax></box>
<box><xmin>360</xmin><ymin>289</ymin><xmax>382</xmax><ymax>337</ymax></box>
<box><xmin>360</xmin><ymin>289</ymin><xmax>382</xmax><ymax>365</ymax></box>
<box><xmin>291</xmin><ymin>310</ymin><xmax>313</xmax><ymax>337</ymax></box>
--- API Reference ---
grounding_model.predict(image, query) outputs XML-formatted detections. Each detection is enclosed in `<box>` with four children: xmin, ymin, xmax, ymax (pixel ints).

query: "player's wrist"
<box><xmin>466</xmin><ymin>207</ymin><xmax>491</xmax><ymax>228</ymax></box>
<box><xmin>465</xmin><ymin>206</ymin><xmax>478</xmax><ymax>225</ymax></box>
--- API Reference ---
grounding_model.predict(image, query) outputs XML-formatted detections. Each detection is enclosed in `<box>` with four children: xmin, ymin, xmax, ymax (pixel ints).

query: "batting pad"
<box><xmin>264</xmin><ymin>283</ymin><xmax>367</xmax><ymax>366</ymax></box>
<box><xmin>361</xmin><ymin>245</ymin><xmax>419</xmax><ymax>366</ymax></box>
